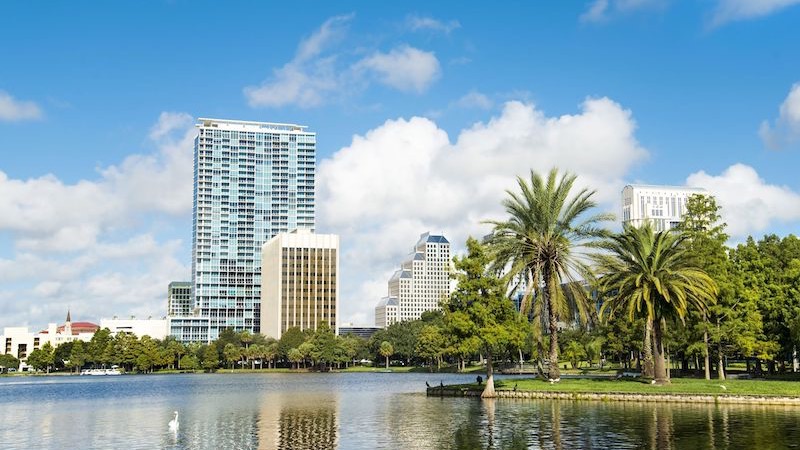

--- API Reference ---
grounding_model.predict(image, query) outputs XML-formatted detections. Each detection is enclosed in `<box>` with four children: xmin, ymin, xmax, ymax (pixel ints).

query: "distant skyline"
<box><xmin>1</xmin><ymin>1</ymin><xmax>799</xmax><ymax>328</ymax></box>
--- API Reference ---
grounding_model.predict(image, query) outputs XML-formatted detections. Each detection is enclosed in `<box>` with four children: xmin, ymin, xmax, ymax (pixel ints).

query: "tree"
<box><xmin>595</xmin><ymin>223</ymin><xmax>717</xmax><ymax>384</ymax></box>
<box><xmin>201</xmin><ymin>343</ymin><xmax>219</xmax><ymax>372</ymax></box>
<box><xmin>88</xmin><ymin>328</ymin><xmax>113</xmax><ymax>367</ymax></box>
<box><xmin>379</xmin><ymin>341</ymin><xmax>394</xmax><ymax>369</ymax></box>
<box><xmin>224</xmin><ymin>343</ymin><xmax>242</xmax><ymax>370</ymax></box>
<box><xmin>486</xmin><ymin>168</ymin><xmax>611</xmax><ymax>380</ymax></box>
<box><xmin>178</xmin><ymin>353</ymin><xmax>198</xmax><ymax>370</ymax></box>
<box><xmin>26</xmin><ymin>342</ymin><xmax>54</xmax><ymax>373</ymax></box>
<box><xmin>164</xmin><ymin>339</ymin><xmax>186</xmax><ymax>370</ymax></box>
<box><xmin>68</xmin><ymin>340</ymin><xmax>88</xmax><ymax>373</ymax></box>
<box><xmin>445</xmin><ymin>238</ymin><xmax>527</xmax><ymax>397</ymax></box>
<box><xmin>562</xmin><ymin>341</ymin><xmax>587</xmax><ymax>369</ymax></box>
<box><xmin>288</xmin><ymin>348</ymin><xmax>304</xmax><ymax>369</ymax></box>
<box><xmin>416</xmin><ymin>325</ymin><xmax>446</xmax><ymax>371</ymax></box>
<box><xmin>278</xmin><ymin>327</ymin><xmax>306</xmax><ymax>360</ymax></box>
<box><xmin>309</xmin><ymin>323</ymin><xmax>337</xmax><ymax>370</ymax></box>
<box><xmin>0</xmin><ymin>354</ymin><xmax>19</xmax><ymax>371</ymax></box>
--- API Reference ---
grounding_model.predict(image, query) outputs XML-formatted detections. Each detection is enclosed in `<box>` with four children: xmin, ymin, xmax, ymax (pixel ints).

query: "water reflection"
<box><xmin>3</xmin><ymin>374</ymin><xmax>800</xmax><ymax>449</ymax></box>
<box><xmin>258</xmin><ymin>393</ymin><xmax>338</xmax><ymax>450</ymax></box>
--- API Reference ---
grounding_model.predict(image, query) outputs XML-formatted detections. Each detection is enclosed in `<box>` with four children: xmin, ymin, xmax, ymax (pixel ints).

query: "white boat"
<box><xmin>82</xmin><ymin>368</ymin><xmax>122</xmax><ymax>375</ymax></box>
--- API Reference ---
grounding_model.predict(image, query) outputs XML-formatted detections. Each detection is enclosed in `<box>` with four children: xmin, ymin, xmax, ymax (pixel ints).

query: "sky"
<box><xmin>1</xmin><ymin>0</ymin><xmax>800</xmax><ymax>330</ymax></box>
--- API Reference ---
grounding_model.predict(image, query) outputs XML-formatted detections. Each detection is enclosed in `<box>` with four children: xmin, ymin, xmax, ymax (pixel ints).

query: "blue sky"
<box><xmin>1</xmin><ymin>0</ymin><xmax>799</xmax><ymax>328</ymax></box>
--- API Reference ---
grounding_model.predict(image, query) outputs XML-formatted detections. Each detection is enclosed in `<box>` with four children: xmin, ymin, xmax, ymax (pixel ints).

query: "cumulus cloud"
<box><xmin>759</xmin><ymin>82</ymin><xmax>800</xmax><ymax>149</ymax></box>
<box><xmin>244</xmin><ymin>15</ymin><xmax>443</xmax><ymax>108</ymax></box>
<box><xmin>318</xmin><ymin>98</ymin><xmax>647</xmax><ymax>324</ymax></box>
<box><xmin>686</xmin><ymin>164</ymin><xmax>800</xmax><ymax>237</ymax></box>
<box><xmin>580</xmin><ymin>0</ymin><xmax>665</xmax><ymax>22</ymax></box>
<box><xmin>0</xmin><ymin>113</ymin><xmax>194</xmax><ymax>328</ymax></box>
<box><xmin>0</xmin><ymin>90</ymin><xmax>42</xmax><ymax>121</ymax></box>
<box><xmin>711</xmin><ymin>0</ymin><xmax>800</xmax><ymax>25</ymax></box>
<box><xmin>407</xmin><ymin>15</ymin><xmax>461</xmax><ymax>34</ymax></box>
<box><xmin>356</xmin><ymin>46</ymin><xmax>441</xmax><ymax>93</ymax></box>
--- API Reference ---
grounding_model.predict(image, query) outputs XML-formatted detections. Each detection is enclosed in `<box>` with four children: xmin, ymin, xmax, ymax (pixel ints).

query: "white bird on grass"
<box><xmin>719</xmin><ymin>385</ymin><xmax>727</xmax><ymax>391</ymax></box>
<box><xmin>168</xmin><ymin>411</ymin><xmax>179</xmax><ymax>431</ymax></box>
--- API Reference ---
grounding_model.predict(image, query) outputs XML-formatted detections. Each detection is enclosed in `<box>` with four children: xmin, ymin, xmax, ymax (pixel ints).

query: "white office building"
<box><xmin>99</xmin><ymin>318</ymin><xmax>169</xmax><ymax>340</ymax></box>
<box><xmin>621</xmin><ymin>184</ymin><xmax>708</xmax><ymax>232</ymax></box>
<box><xmin>375</xmin><ymin>232</ymin><xmax>451</xmax><ymax>328</ymax></box>
<box><xmin>171</xmin><ymin>118</ymin><xmax>316</xmax><ymax>342</ymax></box>
<box><xmin>261</xmin><ymin>230</ymin><xmax>339</xmax><ymax>340</ymax></box>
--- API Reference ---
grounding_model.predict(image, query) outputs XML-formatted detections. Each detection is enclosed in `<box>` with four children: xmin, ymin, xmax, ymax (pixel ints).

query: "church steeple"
<box><xmin>66</xmin><ymin>309</ymin><xmax>71</xmax><ymax>323</ymax></box>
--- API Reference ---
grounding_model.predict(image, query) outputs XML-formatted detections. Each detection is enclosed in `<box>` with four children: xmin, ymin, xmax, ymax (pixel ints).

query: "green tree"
<box><xmin>201</xmin><ymin>343</ymin><xmax>219</xmax><ymax>371</ymax></box>
<box><xmin>88</xmin><ymin>328</ymin><xmax>113</xmax><ymax>367</ymax></box>
<box><xmin>595</xmin><ymin>223</ymin><xmax>717</xmax><ymax>384</ymax></box>
<box><xmin>416</xmin><ymin>325</ymin><xmax>446</xmax><ymax>371</ymax></box>
<box><xmin>179</xmin><ymin>354</ymin><xmax>200</xmax><ymax>371</ymax></box>
<box><xmin>68</xmin><ymin>340</ymin><xmax>88</xmax><ymax>373</ymax></box>
<box><xmin>379</xmin><ymin>341</ymin><xmax>394</xmax><ymax>369</ymax></box>
<box><xmin>288</xmin><ymin>348</ymin><xmax>304</xmax><ymax>369</ymax></box>
<box><xmin>562</xmin><ymin>341</ymin><xmax>587</xmax><ymax>369</ymax></box>
<box><xmin>0</xmin><ymin>354</ymin><xmax>19</xmax><ymax>371</ymax></box>
<box><xmin>278</xmin><ymin>327</ymin><xmax>306</xmax><ymax>360</ymax></box>
<box><xmin>265</xmin><ymin>342</ymin><xmax>279</xmax><ymax>369</ymax></box>
<box><xmin>445</xmin><ymin>238</ymin><xmax>527</xmax><ymax>397</ymax></box>
<box><xmin>224</xmin><ymin>343</ymin><xmax>242</xmax><ymax>370</ymax></box>
<box><xmin>486</xmin><ymin>168</ymin><xmax>611</xmax><ymax>380</ymax></box>
<box><xmin>309</xmin><ymin>323</ymin><xmax>337</xmax><ymax>370</ymax></box>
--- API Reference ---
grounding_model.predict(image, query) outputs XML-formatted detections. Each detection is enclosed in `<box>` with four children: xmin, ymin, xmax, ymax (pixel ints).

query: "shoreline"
<box><xmin>426</xmin><ymin>386</ymin><xmax>800</xmax><ymax>406</ymax></box>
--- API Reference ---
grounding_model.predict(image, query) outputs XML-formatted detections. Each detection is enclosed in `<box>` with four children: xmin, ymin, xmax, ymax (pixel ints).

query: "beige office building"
<box><xmin>261</xmin><ymin>230</ymin><xmax>339</xmax><ymax>339</ymax></box>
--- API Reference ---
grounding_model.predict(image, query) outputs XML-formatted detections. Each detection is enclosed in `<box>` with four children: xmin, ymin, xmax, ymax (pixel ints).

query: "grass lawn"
<box><xmin>451</xmin><ymin>377</ymin><xmax>800</xmax><ymax>397</ymax></box>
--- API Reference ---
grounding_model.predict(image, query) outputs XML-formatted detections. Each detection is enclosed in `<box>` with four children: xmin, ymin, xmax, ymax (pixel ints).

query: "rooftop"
<box><xmin>196</xmin><ymin>117</ymin><xmax>310</xmax><ymax>132</ymax></box>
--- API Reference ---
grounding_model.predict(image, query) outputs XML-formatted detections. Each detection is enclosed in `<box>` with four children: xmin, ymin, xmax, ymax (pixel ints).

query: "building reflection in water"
<box><xmin>258</xmin><ymin>392</ymin><xmax>339</xmax><ymax>450</ymax></box>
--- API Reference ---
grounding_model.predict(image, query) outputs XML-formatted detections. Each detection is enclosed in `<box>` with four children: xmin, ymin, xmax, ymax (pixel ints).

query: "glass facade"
<box><xmin>191</xmin><ymin>118</ymin><xmax>316</xmax><ymax>340</ymax></box>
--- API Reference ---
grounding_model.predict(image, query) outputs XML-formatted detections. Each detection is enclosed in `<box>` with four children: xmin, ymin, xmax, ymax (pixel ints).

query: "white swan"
<box><xmin>168</xmin><ymin>411</ymin><xmax>179</xmax><ymax>431</ymax></box>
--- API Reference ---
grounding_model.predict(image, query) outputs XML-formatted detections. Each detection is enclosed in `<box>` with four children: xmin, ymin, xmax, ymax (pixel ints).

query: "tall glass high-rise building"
<box><xmin>191</xmin><ymin>118</ymin><xmax>315</xmax><ymax>340</ymax></box>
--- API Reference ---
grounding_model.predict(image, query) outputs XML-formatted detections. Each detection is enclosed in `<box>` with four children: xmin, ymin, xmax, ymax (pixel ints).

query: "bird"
<box><xmin>719</xmin><ymin>384</ymin><xmax>727</xmax><ymax>391</ymax></box>
<box><xmin>168</xmin><ymin>411</ymin><xmax>179</xmax><ymax>431</ymax></box>
<box><xmin>513</xmin><ymin>383</ymin><xmax>518</xmax><ymax>392</ymax></box>
<box><xmin>425</xmin><ymin>381</ymin><xmax>431</xmax><ymax>388</ymax></box>
<box><xmin>440</xmin><ymin>380</ymin><xmax>444</xmax><ymax>387</ymax></box>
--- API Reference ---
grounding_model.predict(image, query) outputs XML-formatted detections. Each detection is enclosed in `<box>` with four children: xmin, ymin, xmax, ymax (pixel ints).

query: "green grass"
<box><xmin>449</xmin><ymin>377</ymin><xmax>800</xmax><ymax>397</ymax></box>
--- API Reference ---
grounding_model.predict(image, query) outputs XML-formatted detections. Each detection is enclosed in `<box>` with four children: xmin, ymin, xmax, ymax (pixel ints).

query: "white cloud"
<box><xmin>356</xmin><ymin>46</ymin><xmax>441</xmax><ymax>93</ymax></box>
<box><xmin>407</xmin><ymin>15</ymin><xmax>461</xmax><ymax>34</ymax></box>
<box><xmin>318</xmin><ymin>98</ymin><xmax>647</xmax><ymax>324</ymax></box>
<box><xmin>454</xmin><ymin>91</ymin><xmax>494</xmax><ymax>110</ymax></box>
<box><xmin>712</xmin><ymin>0</ymin><xmax>800</xmax><ymax>25</ymax></box>
<box><xmin>0</xmin><ymin>113</ymin><xmax>194</xmax><ymax>328</ymax></box>
<box><xmin>759</xmin><ymin>82</ymin><xmax>800</xmax><ymax>149</ymax></box>
<box><xmin>244</xmin><ymin>16</ymin><xmax>443</xmax><ymax>107</ymax></box>
<box><xmin>686</xmin><ymin>163</ymin><xmax>800</xmax><ymax>237</ymax></box>
<box><xmin>580</xmin><ymin>0</ymin><xmax>664</xmax><ymax>22</ymax></box>
<box><xmin>0</xmin><ymin>90</ymin><xmax>42</xmax><ymax>121</ymax></box>
<box><xmin>244</xmin><ymin>14</ymin><xmax>352</xmax><ymax>108</ymax></box>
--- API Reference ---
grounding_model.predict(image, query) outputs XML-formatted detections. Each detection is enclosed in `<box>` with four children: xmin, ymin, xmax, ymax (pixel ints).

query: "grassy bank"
<box><xmin>451</xmin><ymin>377</ymin><xmax>800</xmax><ymax>397</ymax></box>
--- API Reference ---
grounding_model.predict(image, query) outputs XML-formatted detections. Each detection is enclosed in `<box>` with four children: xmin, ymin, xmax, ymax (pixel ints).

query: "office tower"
<box><xmin>261</xmin><ymin>230</ymin><xmax>339</xmax><ymax>339</ymax></box>
<box><xmin>167</xmin><ymin>281</ymin><xmax>193</xmax><ymax>316</ymax></box>
<box><xmin>374</xmin><ymin>232</ymin><xmax>450</xmax><ymax>328</ymax></box>
<box><xmin>621</xmin><ymin>184</ymin><xmax>707</xmax><ymax>232</ymax></box>
<box><xmin>191</xmin><ymin>118</ymin><xmax>315</xmax><ymax>341</ymax></box>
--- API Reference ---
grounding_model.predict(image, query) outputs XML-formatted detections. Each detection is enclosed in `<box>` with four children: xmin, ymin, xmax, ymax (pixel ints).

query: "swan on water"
<box><xmin>169</xmin><ymin>411</ymin><xmax>179</xmax><ymax>431</ymax></box>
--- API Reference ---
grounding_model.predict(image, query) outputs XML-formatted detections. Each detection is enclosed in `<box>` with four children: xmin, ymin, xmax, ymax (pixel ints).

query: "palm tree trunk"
<box><xmin>544</xmin><ymin>270</ymin><xmax>560</xmax><ymax>381</ymax></box>
<box><xmin>481</xmin><ymin>352</ymin><xmax>496</xmax><ymax>398</ymax></box>
<box><xmin>703</xmin><ymin>329</ymin><xmax>711</xmax><ymax>380</ymax></box>
<box><xmin>652</xmin><ymin>318</ymin><xmax>669</xmax><ymax>384</ymax></box>
<box><xmin>643</xmin><ymin>318</ymin><xmax>654</xmax><ymax>378</ymax></box>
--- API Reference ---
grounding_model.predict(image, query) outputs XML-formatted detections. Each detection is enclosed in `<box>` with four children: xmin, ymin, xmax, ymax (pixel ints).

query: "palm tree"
<box><xmin>486</xmin><ymin>168</ymin><xmax>611</xmax><ymax>380</ymax></box>
<box><xmin>594</xmin><ymin>222</ymin><xmax>717</xmax><ymax>384</ymax></box>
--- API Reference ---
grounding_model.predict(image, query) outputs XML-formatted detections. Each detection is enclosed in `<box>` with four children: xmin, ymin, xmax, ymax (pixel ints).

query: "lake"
<box><xmin>1</xmin><ymin>372</ymin><xmax>799</xmax><ymax>449</ymax></box>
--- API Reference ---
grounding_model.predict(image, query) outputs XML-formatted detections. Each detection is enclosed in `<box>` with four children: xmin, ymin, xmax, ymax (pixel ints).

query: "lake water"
<box><xmin>1</xmin><ymin>372</ymin><xmax>799</xmax><ymax>449</ymax></box>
